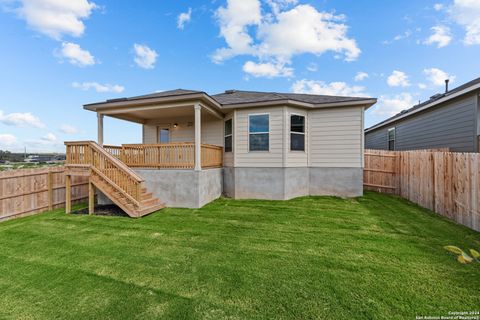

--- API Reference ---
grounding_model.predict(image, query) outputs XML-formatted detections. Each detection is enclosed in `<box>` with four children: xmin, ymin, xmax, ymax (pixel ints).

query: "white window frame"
<box><xmin>248</xmin><ymin>113</ymin><xmax>270</xmax><ymax>152</ymax></box>
<box><xmin>290</xmin><ymin>113</ymin><xmax>306</xmax><ymax>152</ymax></box>
<box><xmin>387</xmin><ymin>127</ymin><xmax>395</xmax><ymax>151</ymax></box>
<box><xmin>224</xmin><ymin>118</ymin><xmax>233</xmax><ymax>153</ymax></box>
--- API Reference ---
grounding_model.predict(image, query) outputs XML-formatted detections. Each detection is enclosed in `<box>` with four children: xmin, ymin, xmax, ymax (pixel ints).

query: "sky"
<box><xmin>0</xmin><ymin>0</ymin><xmax>479</xmax><ymax>152</ymax></box>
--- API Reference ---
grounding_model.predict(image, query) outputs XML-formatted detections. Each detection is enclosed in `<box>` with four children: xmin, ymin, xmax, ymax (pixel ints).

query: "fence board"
<box><xmin>0</xmin><ymin>166</ymin><xmax>88</xmax><ymax>221</ymax></box>
<box><xmin>365</xmin><ymin>149</ymin><xmax>480</xmax><ymax>232</ymax></box>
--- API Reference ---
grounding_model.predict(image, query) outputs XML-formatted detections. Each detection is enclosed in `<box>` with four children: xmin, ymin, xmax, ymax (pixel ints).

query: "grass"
<box><xmin>0</xmin><ymin>192</ymin><xmax>479</xmax><ymax>319</ymax></box>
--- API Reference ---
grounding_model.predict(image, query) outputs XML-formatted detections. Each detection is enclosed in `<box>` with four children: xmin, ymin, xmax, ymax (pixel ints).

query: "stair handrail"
<box><xmin>65</xmin><ymin>141</ymin><xmax>144</xmax><ymax>202</ymax></box>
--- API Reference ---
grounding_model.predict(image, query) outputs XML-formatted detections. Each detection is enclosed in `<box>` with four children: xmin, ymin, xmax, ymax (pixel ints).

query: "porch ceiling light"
<box><xmin>173</xmin><ymin>123</ymin><xmax>178</xmax><ymax>128</ymax></box>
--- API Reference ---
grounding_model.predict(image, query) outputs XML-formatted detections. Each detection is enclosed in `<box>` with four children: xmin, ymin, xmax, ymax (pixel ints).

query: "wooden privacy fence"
<box><xmin>0</xmin><ymin>166</ymin><xmax>88</xmax><ymax>221</ymax></box>
<box><xmin>364</xmin><ymin>149</ymin><xmax>480</xmax><ymax>232</ymax></box>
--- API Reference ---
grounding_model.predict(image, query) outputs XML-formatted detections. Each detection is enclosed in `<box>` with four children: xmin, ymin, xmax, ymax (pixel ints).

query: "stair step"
<box><xmin>141</xmin><ymin>198</ymin><xmax>160</xmax><ymax>207</ymax></box>
<box><xmin>134</xmin><ymin>202</ymin><xmax>166</xmax><ymax>217</ymax></box>
<box><xmin>90</xmin><ymin>170</ymin><xmax>164</xmax><ymax>218</ymax></box>
<box><xmin>141</xmin><ymin>192</ymin><xmax>153</xmax><ymax>201</ymax></box>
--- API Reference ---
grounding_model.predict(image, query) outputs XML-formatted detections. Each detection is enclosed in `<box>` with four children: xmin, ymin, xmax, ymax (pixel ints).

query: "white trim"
<box><xmin>194</xmin><ymin>104</ymin><xmax>202</xmax><ymax>171</ymax></box>
<box><xmin>365</xmin><ymin>84</ymin><xmax>480</xmax><ymax>133</ymax></box>
<box><xmin>289</xmin><ymin>113</ymin><xmax>306</xmax><ymax>152</ymax></box>
<box><xmin>387</xmin><ymin>127</ymin><xmax>396</xmax><ymax>151</ymax></box>
<box><xmin>247</xmin><ymin>113</ymin><xmax>270</xmax><ymax>152</ymax></box>
<box><xmin>97</xmin><ymin>113</ymin><xmax>104</xmax><ymax>146</ymax></box>
<box><xmin>224</xmin><ymin>118</ymin><xmax>233</xmax><ymax>153</ymax></box>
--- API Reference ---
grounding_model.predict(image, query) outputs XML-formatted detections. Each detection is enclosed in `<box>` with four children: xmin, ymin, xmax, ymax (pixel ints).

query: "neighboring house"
<box><xmin>65</xmin><ymin>89</ymin><xmax>376</xmax><ymax>216</ymax></box>
<box><xmin>365</xmin><ymin>77</ymin><xmax>480</xmax><ymax>152</ymax></box>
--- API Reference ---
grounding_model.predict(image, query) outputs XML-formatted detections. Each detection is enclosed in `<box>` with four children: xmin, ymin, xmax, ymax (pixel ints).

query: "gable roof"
<box><xmin>365</xmin><ymin>77</ymin><xmax>480</xmax><ymax>133</ymax></box>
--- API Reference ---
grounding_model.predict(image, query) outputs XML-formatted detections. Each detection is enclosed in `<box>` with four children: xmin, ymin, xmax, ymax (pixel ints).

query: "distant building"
<box><xmin>365</xmin><ymin>77</ymin><xmax>480</xmax><ymax>152</ymax></box>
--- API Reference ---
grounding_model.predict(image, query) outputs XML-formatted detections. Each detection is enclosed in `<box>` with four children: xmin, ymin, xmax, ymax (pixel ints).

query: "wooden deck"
<box><xmin>103</xmin><ymin>143</ymin><xmax>223</xmax><ymax>169</ymax></box>
<box><xmin>65</xmin><ymin>141</ymin><xmax>165</xmax><ymax>217</ymax></box>
<box><xmin>64</xmin><ymin>141</ymin><xmax>223</xmax><ymax>218</ymax></box>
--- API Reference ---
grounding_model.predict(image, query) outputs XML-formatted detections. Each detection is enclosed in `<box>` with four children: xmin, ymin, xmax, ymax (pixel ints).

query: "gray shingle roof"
<box><xmin>88</xmin><ymin>88</ymin><xmax>375</xmax><ymax>108</ymax></box>
<box><xmin>112</xmin><ymin>89</ymin><xmax>203</xmax><ymax>102</ymax></box>
<box><xmin>366</xmin><ymin>76</ymin><xmax>480</xmax><ymax>131</ymax></box>
<box><xmin>211</xmin><ymin>90</ymin><xmax>373</xmax><ymax>106</ymax></box>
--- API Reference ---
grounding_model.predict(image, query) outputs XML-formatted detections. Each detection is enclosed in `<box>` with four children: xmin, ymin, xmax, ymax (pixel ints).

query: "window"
<box><xmin>224</xmin><ymin>119</ymin><xmax>233</xmax><ymax>152</ymax></box>
<box><xmin>290</xmin><ymin>114</ymin><xmax>305</xmax><ymax>151</ymax></box>
<box><xmin>158</xmin><ymin>128</ymin><xmax>170</xmax><ymax>143</ymax></box>
<box><xmin>249</xmin><ymin>114</ymin><xmax>269</xmax><ymax>151</ymax></box>
<box><xmin>388</xmin><ymin>127</ymin><xmax>395</xmax><ymax>151</ymax></box>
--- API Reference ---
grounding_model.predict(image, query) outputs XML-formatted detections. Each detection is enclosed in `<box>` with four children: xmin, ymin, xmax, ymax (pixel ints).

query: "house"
<box><xmin>365</xmin><ymin>77</ymin><xmax>480</xmax><ymax>152</ymax></box>
<box><xmin>65</xmin><ymin>89</ymin><xmax>376</xmax><ymax>217</ymax></box>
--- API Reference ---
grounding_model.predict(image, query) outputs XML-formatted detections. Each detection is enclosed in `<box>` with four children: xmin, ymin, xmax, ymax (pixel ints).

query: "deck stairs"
<box><xmin>65</xmin><ymin>141</ymin><xmax>164</xmax><ymax>217</ymax></box>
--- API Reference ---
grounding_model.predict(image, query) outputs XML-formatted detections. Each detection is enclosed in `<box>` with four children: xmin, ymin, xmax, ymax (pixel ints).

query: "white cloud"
<box><xmin>449</xmin><ymin>0</ymin><xmax>480</xmax><ymax>45</ymax></box>
<box><xmin>383</xmin><ymin>30</ymin><xmax>413</xmax><ymax>44</ymax></box>
<box><xmin>213</xmin><ymin>1</ymin><xmax>360</xmax><ymax>77</ymax></box>
<box><xmin>41</xmin><ymin>133</ymin><xmax>57</xmax><ymax>142</ymax></box>
<box><xmin>72</xmin><ymin>82</ymin><xmax>125</xmax><ymax>93</ymax></box>
<box><xmin>387</xmin><ymin>70</ymin><xmax>410</xmax><ymax>87</ymax></box>
<box><xmin>57</xmin><ymin>42</ymin><xmax>95</xmax><ymax>66</ymax></box>
<box><xmin>0</xmin><ymin>110</ymin><xmax>45</xmax><ymax>128</ymax></box>
<box><xmin>424</xmin><ymin>25</ymin><xmax>452</xmax><ymax>48</ymax></box>
<box><xmin>291</xmin><ymin>79</ymin><xmax>367</xmax><ymax>96</ymax></box>
<box><xmin>213</xmin><ymin>0</ymin><xmax>262</xmax><ymax>62</ymax></box>
<box><xmin>59</xmin><ymin>124</ymin><xmax>79</xmax><ymax>134</ymax></box>
<box><xmin>371</xmin><ymin>93</ymin><xmax>415</xmax><ymax>116</ymax></box>
<box><xmin>133</xmin><ymin>44</ymin><xmax>158</xmax><ymax>69</ymax></box>
<box><xmin>418</xmin><ymin>83</ymin><xmax>427</xmax><ymax>89</ymax></box>
<box><xmin>11</xmin><ymin>0</ymin><xmax>97</xmax><ymax>40</ymax></box>
<box><xmin>354</xmin><ymin>71</ymin><xmax>369</xmax><ymax>82</ymax></box>
<box><xmin>0</xmin><ymin>134</ymin><xmax>17</xmax><ymax>146</ymax></box>
<box><xmin>243</xmin><ymin>61</ymin><xmax>293</xmax><ymax>78</ymax></box>
<box><xmin>423</xmin><ymin>68</ymin><xmax>456</xmax><ymax>86</ymax></box>
<box><xmin>177</xmin><ymin>8</ymin><xmax>192</xmax><ymax>29</ymax></box>
<box><xmin>434</xmin><ymin>3</ymin><xmax>444</xmax><ymax>11</ymax></box>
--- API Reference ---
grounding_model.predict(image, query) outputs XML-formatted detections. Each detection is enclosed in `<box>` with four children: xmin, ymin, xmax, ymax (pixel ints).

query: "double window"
<box><xmin>388</xmin><ymin>127</ymin><xmax>395</xmax><ymax>151</ymax></box>
<box><xmin>224</xmin><ymin>119</ymin><xmax>233</xmax><ymax>152</ymax></box>
<box><xmin>290</xmin><ymin>114</ymin><xmax>305</xmax><ymax>151</ymax></box>
<box><xmin>249</xmin><ymin>114</ymin><xmax>269</xmax><ymax>151</ymax></box>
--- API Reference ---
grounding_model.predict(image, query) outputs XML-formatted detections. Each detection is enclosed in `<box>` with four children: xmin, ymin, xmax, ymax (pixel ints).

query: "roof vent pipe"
<box><xmin>445</xmin><ymin>79</ymin><xmax>449</xmax><ymax>93</ymax></box>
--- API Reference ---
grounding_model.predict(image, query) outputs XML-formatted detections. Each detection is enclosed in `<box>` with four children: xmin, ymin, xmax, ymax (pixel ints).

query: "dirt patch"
<box><xmin>72</xmin><ymin>205</ymin><xmax>129</xmax><ymax>217</ymax></box>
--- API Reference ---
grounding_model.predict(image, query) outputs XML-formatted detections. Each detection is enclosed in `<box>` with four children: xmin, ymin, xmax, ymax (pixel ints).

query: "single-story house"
<box><xmin>65</xmin><ymin>89</ymin><xmax>376</xmax><ymax>217</ymax></box>
<box><xmin>365</xmin><ymin>77</ymin><xmax>480</xmax><ymax>152</ymax></box>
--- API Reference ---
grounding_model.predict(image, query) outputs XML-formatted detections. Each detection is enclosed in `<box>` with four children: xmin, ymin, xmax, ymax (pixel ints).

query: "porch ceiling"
<box><xmin>106</xmin><ymin>105</ymin><xmax>218</xmax><ymax>124</ymax></box>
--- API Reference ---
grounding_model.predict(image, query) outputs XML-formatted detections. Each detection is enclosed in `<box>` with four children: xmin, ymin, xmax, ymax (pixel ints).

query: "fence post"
<box><xmin>65</xmin><ymin>174</ymin><xmax>71</xmax><ymax>214</ymax></box>
<box><xmin>47</xmin><ymin>170</ymin><xmax>53</xmax><ymax>211</ymax></box>
<box><xmin>431</xmin><ymin>152</ymin><xmax>436</xmax><ymax>212</ymax></box>
<box><xmin>88</xmin><ymin>178</ymin><xmax>94</xmax><ymax>215</ymax></box>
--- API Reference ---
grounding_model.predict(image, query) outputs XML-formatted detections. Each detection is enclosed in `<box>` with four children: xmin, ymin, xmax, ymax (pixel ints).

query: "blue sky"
<box><xmin>0</xmin><ymin>0</ymin><xmax>479</xmax><ymax>152</ymax></box>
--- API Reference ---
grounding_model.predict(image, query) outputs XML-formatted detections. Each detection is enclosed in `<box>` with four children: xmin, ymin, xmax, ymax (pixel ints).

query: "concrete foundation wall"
<box><xmin>223</xmin><ymin>167</ymin><xmax>362</xmax><ymax>200</ymax></box>
<box><xmin>134</xmin><ymin>168</ymin><xmax>222</xmax><ymax>208</ymax></box>
<box><xmin>309</xmin><ymin>167</ymin><xmax>363</xmax><ymax>197</ymax></box>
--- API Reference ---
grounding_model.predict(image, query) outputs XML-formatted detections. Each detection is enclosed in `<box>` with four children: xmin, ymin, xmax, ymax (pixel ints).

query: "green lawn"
<box><xmin>0</xmin><ymin>192</ymin><xmax>479</xmax><ymax>319</ymax></box>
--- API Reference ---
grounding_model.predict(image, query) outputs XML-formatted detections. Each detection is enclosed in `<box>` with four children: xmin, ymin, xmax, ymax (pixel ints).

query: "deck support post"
<box><xmin>97</xmin><ymin>113</ymin><xmax>104</xmax><ymax>146</ymax></box>
<box><xmin>88</xmin><ymin>179</ymin><xmax>95</xmax><ymax>215</ymax></box>
<box><xmin>65</xmin><ymin>174</ymin><xmax>72</xmax><ymax>214</ymax></box>
<box><xmin>194</xmin><ymin>103</ymin><xmax>202</xmax><ymax>171</ymax></box>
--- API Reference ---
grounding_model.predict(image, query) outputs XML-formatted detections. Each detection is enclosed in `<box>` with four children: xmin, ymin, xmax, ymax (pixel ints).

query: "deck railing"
<box><xmin>65</xmin><ymin>141</ymin><xmax>144</xmax><ymax>203</ymax></box>
<box><xmin>102</xmin><ymin>143</ymin><xmax>223</xmax><ymax>169</ymax></box>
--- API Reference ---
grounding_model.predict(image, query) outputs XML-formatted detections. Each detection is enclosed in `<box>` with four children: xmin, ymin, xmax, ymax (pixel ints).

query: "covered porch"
<box><xmin>65</xmin><ymin>94</ymin><xmax>226</xmax><ymax>210</ymax></box>
<box><xmin>86</xmin><ymin>98</ymin><xmax>225</xmax><ymax>170</ymax></box>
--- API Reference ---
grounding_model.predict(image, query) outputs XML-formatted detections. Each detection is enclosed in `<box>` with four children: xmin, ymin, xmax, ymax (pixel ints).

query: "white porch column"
<box><xmin>97</xmin><ymin>113</ymin><xmax>104</xmax><ymax>146</ymax></box>
<box><xmin>194</xmin><ymin>103</ymin><xmax>202</xmax><ymax>171</ymax></box>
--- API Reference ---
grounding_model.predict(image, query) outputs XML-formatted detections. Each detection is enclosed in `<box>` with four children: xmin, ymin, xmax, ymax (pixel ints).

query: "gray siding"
<box><xmin>365</xmin><ymin>127</ymin><xmax>388</xmax><ymax>150</ymax></box>
<box><xmin>365</xmin><ymin>94</ymin><xmax>478</xmax><ymax>152</ymax></box>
